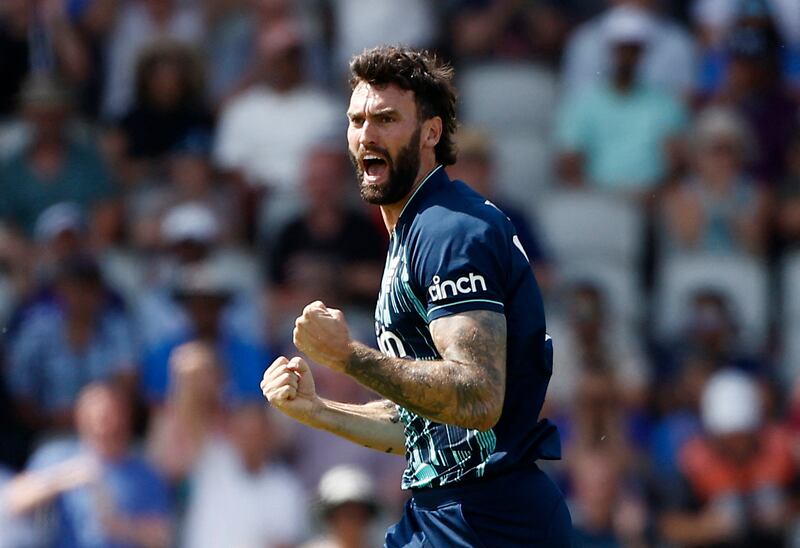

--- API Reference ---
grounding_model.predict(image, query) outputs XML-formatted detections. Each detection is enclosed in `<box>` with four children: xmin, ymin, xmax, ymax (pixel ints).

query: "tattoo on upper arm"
<box><xmin>346</xmin><ymin>311</ymin><xmax>507</xmax><ymax>429</ymax></box>
<box><xmin>432</xmin><ymin>310</ymin><xmax>507</xmax><ymax>425</ymax></box>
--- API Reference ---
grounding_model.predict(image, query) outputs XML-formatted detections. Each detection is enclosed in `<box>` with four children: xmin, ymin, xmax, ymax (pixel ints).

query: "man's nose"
<box><xmin>359</xmin><ymin>120</ymin><xmax>378</xmax><ymax>147</ymax></box>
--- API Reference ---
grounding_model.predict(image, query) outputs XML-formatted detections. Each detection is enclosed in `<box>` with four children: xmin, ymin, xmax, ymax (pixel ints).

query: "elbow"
<box><xmin>465</xmin><ymin>397</ymin><xmax>503</xmax><ymax>432</ymax></box>
<box><xmin>473</xmin><ymin>407</ymin><xmax>501</xmax><ymax>432</ymax></box>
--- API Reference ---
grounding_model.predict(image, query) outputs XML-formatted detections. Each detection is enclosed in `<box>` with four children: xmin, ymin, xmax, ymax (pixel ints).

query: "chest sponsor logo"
<box><xmin>428</xmin><ymin>273</ymin><xmax>487</xmax><ymax>302</ymax></box>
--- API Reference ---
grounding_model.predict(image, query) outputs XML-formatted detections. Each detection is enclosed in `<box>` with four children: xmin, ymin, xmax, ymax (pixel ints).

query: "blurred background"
<box><xmin>0</xmin><ymin>0</ymin><xmax>799</xmax><ymax>546</ymax></box>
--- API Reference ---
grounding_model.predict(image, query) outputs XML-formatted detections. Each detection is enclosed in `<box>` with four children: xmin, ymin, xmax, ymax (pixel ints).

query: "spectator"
<box><xmin>693</xmin><ymin>0</ymin><xmax>800</xmax><ymax>95</ymax></box>
<box><xmin>113</xmin><ymin>41</ymin><xmax>212</xmax><ymax>174</ymax></box>
<box><xmin>0</xmin><ymin>74</ymin><xmax>119</xmax><ymax>246</ymax></box>
<box><xmin>302</xmin><ymin>465</ymin><xmax>382</xmax><ymax>548</ymax></box>
<box><xmin>561</xmin><ymin>367</ymin><xmax>641</xmax><ymax>462</ymax></box>
<box><xmin>555</xmin><ymin>7</ymin><xmax>688</xmax><ymax>192</ymax></box>
<box><xmin>569</xmin><ymin>449</ymin><xmax>648</xmax><ymax>548</ymax></box>
<box><xmin>133</xmin><ymin>201</ymin><xmax>263</xmax><ymax>356</ymax></box>
<box><xmin>712</xmin><ymin>24</ymin><xmax>799</xmax><ymax>184</ymax></box>
<box><xmin>267</xmin><ymin>144</ymin><xmax>384</xmax><ymax>322</ymax></box>
<box><xmin>32</xmin><ymin>202</ymin><xmax>87</xmax><ymax>280</ymax></box>
<box><xmin>443</xmin><ymin>0</ymin><xmax>576</xmax><ymax>67</ymax></box>
<box><xmin>561</xmin><ymin>1</ymin><xmax>697</xmax><ymax>97</ymax></box>
<box><xmin>4</xmin><ymin>383</ymin><xmax>172</xmax><ymax>548</ymax></box>
<box><xmin>447</xmin><ymin>127</ymin><xmax>552</xmax><ymax>288</ymax></box>
<box><xmin>203</xmin><ymin>0</ymin><xmax>257</xmax><ymax>104</ymax></box>
<box><xmin>659</xmin><ymin>106</ymin><xmax>769</xmax><ymax>257</ymax></box>
<box><xmin>330</xmin><ymin>0</ymin><xmax>436</xmax><ymax>79</ymax></box>
<box><xmin>127</xmin><ymin>130</ymin><xmax>241</xmax><ymax>251</ymax></box>
<box><xmin>658</xmin><ymin>370</ymin><xmax>795</xmax><ymax>547</ymax></box>
<box><xmin>146</xmin><ymin>342</ymin><xmax>226</xmax><ymax>484</ymax></box>
<box><xmin>58</xmin><ymin>0</ymin><xmax>119</xmax><ymax>120</ymax></box>
<box><xmin>102</xmin><ymin>0</ymin><xmax>204</xmax><ymax>120</ymax></box>
<box><xmin>140</xmin><ymin>258</ymin><xmax>270</xmax><ymax>404</ymax></box>
<box><xmin>548</xmin><ymin>282</ymin><xmax>649</xmax><ymax>412</ymax></box>
<box><xmin>213</xmin><ymin>18</ymin><xmax>340</xmax><ymax>203</ymax></box>
<box><xmin>182</xmin><ymin>402</ymin><xmax>307</xmax><ymax>548</ymax></box>
<box><xmin>656</xmin><ymin>289</ymin><xmax>765</xmax><ymax>378</ymax></box>
<box><xmin>776</xmin><ymin>131</ymin><xmax>800</xmax><ymax>248</ymax></box>
<box><xmin>6</xmin><ymin>255</ymin><xmax>136</xmax><ymax>433</ymax></box>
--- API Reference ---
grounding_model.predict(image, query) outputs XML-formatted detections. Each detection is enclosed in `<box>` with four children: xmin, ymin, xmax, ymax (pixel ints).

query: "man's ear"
<box><xmin>422</xmin><ymin>117</ymin><xmax>443</xmax><ymax>151</ymax></box>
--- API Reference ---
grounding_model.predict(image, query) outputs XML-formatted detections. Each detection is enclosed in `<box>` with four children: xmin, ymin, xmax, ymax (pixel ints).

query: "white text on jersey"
<box><xmin>428</xmin><ymin>273</ymin><xmax>487</xmax><ymax>302</ymax></box>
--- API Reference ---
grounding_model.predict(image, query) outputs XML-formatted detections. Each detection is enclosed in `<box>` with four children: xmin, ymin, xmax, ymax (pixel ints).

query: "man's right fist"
<box><xmin>260</xmin><ymin>356</ymin><xmax>318</xmax><ymax>422</ymax></box>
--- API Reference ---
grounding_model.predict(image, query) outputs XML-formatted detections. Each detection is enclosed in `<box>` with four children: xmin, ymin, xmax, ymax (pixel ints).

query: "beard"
<box><xmin>350</xmin><ymin>126</ymin><xmax>421</xmax><ymax>205</ymax></box>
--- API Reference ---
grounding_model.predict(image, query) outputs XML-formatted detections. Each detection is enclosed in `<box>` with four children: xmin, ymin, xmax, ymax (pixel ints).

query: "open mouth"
<box><xmin>362</xmin><ymin>153</ymin><xmax>388</xmax><ymax>182</ymax></box>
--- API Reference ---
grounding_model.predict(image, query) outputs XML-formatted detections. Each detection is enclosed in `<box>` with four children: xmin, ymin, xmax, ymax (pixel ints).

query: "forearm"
<box><xmin>346</xmin><ymin>342</ymin><xmax>502</xmax><ymax>431</ymax></box>
<box><xmin>5</xmin><ymin>471</ymin><xmax>71</xmax><ymax>515</ymax></box>
<box><xmin>308</xmin><ymin>398</ymin><xmax>406</xmax><ymax>455</ymax></box>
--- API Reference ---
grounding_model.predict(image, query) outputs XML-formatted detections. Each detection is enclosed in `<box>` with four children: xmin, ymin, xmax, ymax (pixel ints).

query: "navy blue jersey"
<box><xmin>375</xmin><ymin>165</ymin><xmax>560</xmax><ymax>490</ymax></box>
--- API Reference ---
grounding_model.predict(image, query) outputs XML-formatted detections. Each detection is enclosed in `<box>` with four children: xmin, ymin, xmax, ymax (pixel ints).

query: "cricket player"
<box><xmin>261</xmin><ymin>45</ymin><xmax>572</xmax><ymax>546</ymax></box>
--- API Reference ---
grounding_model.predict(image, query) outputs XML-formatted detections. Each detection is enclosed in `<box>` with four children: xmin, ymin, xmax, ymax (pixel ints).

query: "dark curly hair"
<box><xmin>349</xmin><ymin>46</ymin><xmax>458</xmax><ymax>166</ymax></box>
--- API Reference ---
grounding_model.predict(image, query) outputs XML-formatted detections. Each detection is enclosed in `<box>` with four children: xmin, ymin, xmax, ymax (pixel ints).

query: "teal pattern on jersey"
<box><xmin>375</xmin><ymin>230</ymin><xmax>497</xmax><ymax>489</ymax></box>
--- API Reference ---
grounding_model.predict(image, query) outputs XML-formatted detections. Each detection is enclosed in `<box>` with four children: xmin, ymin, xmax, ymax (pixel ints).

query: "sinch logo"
<box><xmin>428</xmin><ymin>273</ymin><xmax>487</xmax><ymax>302</ymax></box>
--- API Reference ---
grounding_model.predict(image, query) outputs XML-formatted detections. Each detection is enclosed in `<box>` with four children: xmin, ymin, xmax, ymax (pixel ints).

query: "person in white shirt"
<box><xmin>213</xmin><ymin>20</ymin><xmax>339</xmax><ymax>197</ymax></box>
<box><xmin>102</xmin><ymin>0</ymin><xmax>204</xmax><ymax>120</ymax></box>
<box><xmin>182</xmin><ymin>402</ymin><xmax>307</xmax><ymax>548</ymax></box>
<box><xmin>561</xmin><ymin>0</ymin><xmax>697</xmax><ymax>97</ymax></box>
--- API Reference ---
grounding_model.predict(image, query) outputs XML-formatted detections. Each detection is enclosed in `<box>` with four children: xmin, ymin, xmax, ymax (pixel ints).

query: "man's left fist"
<box><xmin>293</xmin><ymin>301</ymin><xmax>352</xmax><ymax>372</ymax></box>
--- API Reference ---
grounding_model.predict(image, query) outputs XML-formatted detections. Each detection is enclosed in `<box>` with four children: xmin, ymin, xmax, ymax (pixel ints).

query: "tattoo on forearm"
<box><xmin>347</xmin><ymin>311</ymin><xmax>506</xmax><ymax>429</ymax></box>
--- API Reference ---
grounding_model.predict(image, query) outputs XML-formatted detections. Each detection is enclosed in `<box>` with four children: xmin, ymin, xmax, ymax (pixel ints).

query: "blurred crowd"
<box><xmin>0</xmin><ymin>0</ymin><xmax>799</xmax><ymax>546</ymax></box>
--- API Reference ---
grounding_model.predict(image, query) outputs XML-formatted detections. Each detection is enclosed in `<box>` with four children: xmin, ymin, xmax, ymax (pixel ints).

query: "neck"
<box><xmin>380</xmin><ymin>158</ymin><xmax>439</xmax><ymax>233</ymax></box>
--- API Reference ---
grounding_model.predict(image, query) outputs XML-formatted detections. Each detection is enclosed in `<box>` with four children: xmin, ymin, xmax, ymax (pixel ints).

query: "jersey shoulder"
<box><xmin>409</xmin><ymin>179</ymin><xmax>513</xmax><ymax>243</ymax></box>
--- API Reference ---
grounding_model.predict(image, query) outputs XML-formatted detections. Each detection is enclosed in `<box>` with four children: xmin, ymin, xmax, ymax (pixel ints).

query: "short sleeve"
<box><xmin>411</xmin><ymin>217</ymin><xmax>507</xmax><ymax>322</ymax></box>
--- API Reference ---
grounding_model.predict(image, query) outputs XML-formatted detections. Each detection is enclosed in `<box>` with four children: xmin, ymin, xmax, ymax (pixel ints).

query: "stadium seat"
<box><xmin>492</xmin><ymin>134</ymin><xmax>554</xmax><ymax>209</ymax></box>
<box><xmin>782</xmin><ymin>251</ymin><xmax>800</xmax><ymax>322</ymax></box>
<box><xmin>537</xmin><ymin>190</ymin><xmax>645</xmax><ymax>266</ymax></box>
<box><xmin>556</xmin><ymin>258</ymin><xmax>644</xmax><ymax>326</ymax></box>
<box><xmin>654</xmin><ymin>253</ymin><xmax>769</xmax><ymax>350</ymax></box>
<box><xmin>780</xmin><ymin>252</ymin><xmax>800</xmax><ymax>378</ymax></box>
<box><xmin>458</xmin><ymin>62</ymin><xmax>557</xmax><ymax>137</ymax></box>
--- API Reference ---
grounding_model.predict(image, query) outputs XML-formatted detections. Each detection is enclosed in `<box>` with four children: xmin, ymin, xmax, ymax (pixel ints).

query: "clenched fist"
<box><xmin>260</xmin><ymin>356</ymin><xmax>319</xmax><ymax>423</ymax></box>
<box><xmin>293</xmin><ymin>301</ymin><xmax>352</xmax><ymax>372</ymax></box>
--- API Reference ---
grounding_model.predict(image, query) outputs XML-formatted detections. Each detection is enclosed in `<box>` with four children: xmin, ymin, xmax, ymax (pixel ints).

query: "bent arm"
<box><xmin>308</xmin><ymin>398</ymin><xmax>406</xmax><ymax>455</ymax></box>
<box><xmin>346</xmin><ymin>310</ymin><xmax>506</xmax><ymax>431</ymax></box>
<box><xmin>5</xmin><ymin>458</ymin><xmax>97</xmax><ymax>516</ymax></box>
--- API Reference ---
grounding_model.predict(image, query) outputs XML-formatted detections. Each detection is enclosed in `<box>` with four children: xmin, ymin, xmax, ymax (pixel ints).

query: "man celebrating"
<box><xmin>261</xmin><ymin>45</ymin><xmax>571</xmax><ymax>546</ymax></box>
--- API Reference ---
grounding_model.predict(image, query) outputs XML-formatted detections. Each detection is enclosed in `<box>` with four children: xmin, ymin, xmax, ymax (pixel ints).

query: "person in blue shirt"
<box><xmin>262</xmin><ymin>45</ymin><xmax>570</xmax><ymax>546</ymax></box>
<box><xmin>5</xmin><ymin>383</ymin><xmax>171</xmax><ymax>548</ymax></box>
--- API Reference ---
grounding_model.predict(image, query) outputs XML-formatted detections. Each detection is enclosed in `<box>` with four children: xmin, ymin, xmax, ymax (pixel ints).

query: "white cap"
<box><xmin>701</xmin><ymin>369</ymin><xmax>761</xmax><ymax>435</ymax></box>
<box><xmin>34</xmin><ymin>202</ymin><xmax>84</xmax><ymax>242</ymax></box>
<box><xmin>318</xmin><ymin>465</ymin><xmax>377</xmax><ymax>510</ymax></box>
<box><xmin>604</xmin><ymin>5</ymin><xmax>656</xmax><ymax>45</ymax></box>
<box><xmin>161</xmin><ymin>203</ymin><xmax>220</xmax><ymax>245</ymax></box>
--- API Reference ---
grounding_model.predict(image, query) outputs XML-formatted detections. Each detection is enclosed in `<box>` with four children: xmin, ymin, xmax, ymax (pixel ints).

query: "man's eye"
<box><xmin>379</xmin><ymin>115</ymin><xmax>393</xmax><ymax>123</ymax></box>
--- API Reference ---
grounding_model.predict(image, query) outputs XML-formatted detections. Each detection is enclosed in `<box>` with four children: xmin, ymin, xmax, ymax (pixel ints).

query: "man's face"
<box><xmin>347</xmin><ymin>81</ymin><xmax>423</xmax><ymax>205</ymax></box>
<box><xmin>76</xmin><ymin>388</ymin><xmax>130</xmax><ymax>459</ymax></box>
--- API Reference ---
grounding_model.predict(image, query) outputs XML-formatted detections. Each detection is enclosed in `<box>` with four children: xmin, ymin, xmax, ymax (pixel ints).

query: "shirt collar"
<box><xmin>395</xmin><ymin>165</ymin><xmax>446</xmax><ymax>229</ymax></box>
